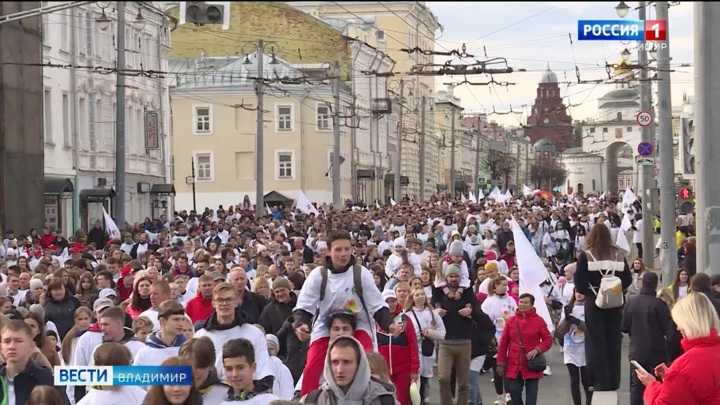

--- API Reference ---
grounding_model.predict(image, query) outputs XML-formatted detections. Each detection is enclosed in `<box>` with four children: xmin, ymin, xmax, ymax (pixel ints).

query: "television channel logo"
<box><xmin>578</xmin><ymin>20</ymin><xmax>667</xmax><ymax>41</ymax></box>
<box><xmin>55</xmin><ymin>365</ymin><xmax>193</xmax><ymax>386</ymax></box>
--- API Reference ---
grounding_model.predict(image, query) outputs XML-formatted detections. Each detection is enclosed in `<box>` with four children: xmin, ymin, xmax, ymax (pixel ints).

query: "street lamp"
<box><xmin>133</xmin><ymin>9</ymin><xmax>146</xmax><ymax>30</ymax></box>
<box><xmin>96</xmin><ymin>10</ymin><xmax>111</xmax><ymax>31</ymax></box>
<box><xmin>621</xmin><ymin>48</ymin><xmax>632</xmax><ymax>62</ymax></box>
<box><xmin>615</xmin><ymin>1</ymin><xmax>630</xmax><ymax>18</ymax></box>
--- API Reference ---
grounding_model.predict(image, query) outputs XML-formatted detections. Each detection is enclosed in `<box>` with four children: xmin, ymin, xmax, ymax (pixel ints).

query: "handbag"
<box><xmin>410</xmin><ymin>310</ymin><xmax>435</xmax><ymax>357</ymax></box>
<box><xmin>514</xmin><ymin>316</ymin><xmax>547</xmax><ymax>372</ymax></box>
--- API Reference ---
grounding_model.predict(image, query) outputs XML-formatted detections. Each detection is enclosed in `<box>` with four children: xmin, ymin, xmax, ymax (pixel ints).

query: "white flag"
<box><xmin>599</xmin><ymin>191</ymin><xmax>606</xmax><ymax>201</ymax></box>
<box><xmin>266</xmin><ymin>203</ymin><xmax>273</xmax><ymax>215</ymax></box>
<box><xmin>461</xmin><ymin>193</ymin><xmax>468</xmax><ymax>203</ymax></box>
<box><xmin>623</xmin><ymin>187</ymin><xmax>637</xmax><ymax>207</ymax></box>
<box><xmin>523</xmin><ymin>184</ymin><xmax>534</xmax><ymax>197</ymax></box>
<box><xmin>510</xmin><ymin>217</ymin><xmax>554</xmax><ymax>332</ymax></box>
<box><xmin>489</xmin><ymin>186</ymin><xmax>501</xmax><ymax>199</ymax></box>
<box><xmin>616</xmin><ymin>228</ymin><xmax>631</xmax><ymax>253</ymax></box>
<box><xmin>103</xmin><ymin>207</ymin><xmax>121</xmax><ymax>240</ymax></box>
<box><xmin>469</xmin><ymin>191</ymin><xmax>477</xmax><ymax>203</ymax></box>
<box><xmin>390</xmin><ymin>198</ymin><xmax>397</xmax><ymax>206</ymax></box>
<box><xmin>376</xmin><ymin>202</ymin><xmax>381</xmax><ymax>209</ymax></box>
<box><xmin>296</xmin><ymin>191</ymin><xmax>319</xmax><ymax>215</ymax></box>
<box><xmin>478</xmin><ymin>189</ymin><xmax>485</xmax><ymax>200</ymax></box>
<box><xmin>621</xmin><ymin>213</ymin><xmax>633</xmax><ymax>232</ymax></box>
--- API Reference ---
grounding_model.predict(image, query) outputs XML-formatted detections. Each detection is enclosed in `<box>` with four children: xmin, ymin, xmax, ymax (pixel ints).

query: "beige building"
<box><xmin>434</xmin><ymin>86</ymin><xmax>465</xmax><ymax>195</ymax></box>
<box><xmin>288</xmin><ymin>1</ymin><xmax>442</xmax><ymax>199</ymax></box>
<box><xmin>169</xmin><ymin>55</ymin><xmax>353</xmax><ymax>209</ymax></box>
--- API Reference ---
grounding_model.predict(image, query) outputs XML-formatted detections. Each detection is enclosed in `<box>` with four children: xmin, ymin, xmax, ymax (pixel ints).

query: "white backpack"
<box><xmin>586</xmin><ymin>250</ymin><xmax>625</xmax><ymax>309</ymax></box>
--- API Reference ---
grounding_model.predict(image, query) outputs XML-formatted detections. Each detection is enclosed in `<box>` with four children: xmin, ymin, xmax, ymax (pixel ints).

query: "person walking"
<box><xmin>496</xmin><ymin>294</ymin><xmax>552</xmax><ymax>405</ymax></box>
<box><xmin>557</xmin><ymin>289</ymin><xmax>589</xmax><ymax>405</ymax></box>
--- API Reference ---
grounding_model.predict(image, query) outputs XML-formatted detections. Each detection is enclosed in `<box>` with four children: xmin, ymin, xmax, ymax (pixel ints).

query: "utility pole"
<box><xmin>450</xmin><ymin>107</ymin><xmax>457</xmax><ymax>197</ymax></box>
<box><xmin>332</xmin><ymin>60</ymin><xmax>342</xmax><ymax>210</ymax></box>
<box><xmin>255</xmin><ymin>40</ymin><xmax>265</xmax><ymax>219</ymax></box>
<box><xmin>419</xmin><ymin>96</ymin><xmax>427</xmax><ymax>202</ymax></box>
<box><xmin>394</xmin><ymin>79</ymin><xmax>404</xmax><ymax>201</ymax></box>
<box><xmin>694</xmin><ymin>3</ymin><xmax>720</xmax><ymax>275</ymax></box>
<box><xmin>655</xmin><ymin>1</ymin><xmax>675</xmax><ymax>286</ymax></box>
<box><xmin>474</xmin><ymin>117</ymin><xmax>482</xmax><ymax>199</ymax></box>
<box><xmin>370</xmin><ymin>75</ymin><xmax>376</xmax><ymax>203</ymax></box>
<box><xmin>638</xmin><ymin>2</ymin><xmax>656</xmax><ymax>267</ymax></box>
<box><xmin>375</xmin><ymin>76</ymin><xmax>381</xmax><ymax>203</ymax></box>
<box><xmin>114</xmin><ymin>0</ymin><xmax>127</xmax><ymax>229</ymax></box>
<box><xmin>190</xmin><ymin>157</ymin><xmax>197</xmax><ymax>212</ymax></box>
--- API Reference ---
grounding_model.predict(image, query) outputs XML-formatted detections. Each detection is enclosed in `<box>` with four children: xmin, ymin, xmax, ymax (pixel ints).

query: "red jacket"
<box><xmin>377</xmin><ymin>314</ymin><xmax>420</xmax><ymax>376</ymax></box>
<box><xmin>40</xmin><ymin>234</ymin><xmax>54</xmax><ymax>248</ymax></box>
<box><xmin>644</xmin><ymin>329</ymin><xmax>720</xmax><ymax>405</ymax></box>
<box><xmin>497</xmin><ymin>308</ymin><xmax>552</xmax><ymax>380</ymax></box>
<box><xmin>185</xmin><ymin>293</ymin><xmax>213</xmax><ymax>324</ymax></box>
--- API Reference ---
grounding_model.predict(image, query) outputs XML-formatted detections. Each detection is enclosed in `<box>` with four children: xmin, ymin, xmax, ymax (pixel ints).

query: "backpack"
<box><xmin>304</xmin><ymin>386</ymin><xmax>396</xmax><ymax>405</ymax></box>
<box><xmin>314</xmin><ymin>264</ymin><xmax>372</xmax><ymax>326</ymax></box>
<box><xmin>586</xmin><ymin>250</ymin><xmax>625</xmax><ymax>309</ymax></box>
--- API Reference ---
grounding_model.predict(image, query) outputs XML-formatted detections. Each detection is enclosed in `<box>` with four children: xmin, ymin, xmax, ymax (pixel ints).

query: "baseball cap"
<box><xmin>209</xmin><ymin>271</ymin><xmax>224</xmax><ymax>281</ymax></box>
<box><xmin>99</xmin><ymin>288</ymin><xmax>117</xmax><ymax>299</ymax></box>
<box><xmin>93</xmin><ymin>297</ymin><xmax>114</xmax><ymax>312</ymax></box>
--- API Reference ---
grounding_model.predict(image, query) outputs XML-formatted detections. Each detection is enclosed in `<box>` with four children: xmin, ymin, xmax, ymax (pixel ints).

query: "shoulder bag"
<box><xmin>410</xmin><ymin>310</ymin><xmax>435</xmax><ymax>357</ymax></box>
<box><xmin>514</xmin><ymin>316</ymin><xmax>547</xmax><ymax>372</ymax></box>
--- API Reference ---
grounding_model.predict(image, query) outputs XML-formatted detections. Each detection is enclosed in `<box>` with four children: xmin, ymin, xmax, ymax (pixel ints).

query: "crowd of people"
<box><xmin>0</xmin><ymin>191</ymin><xmax>715</xmax><ymax>405</ymax></box>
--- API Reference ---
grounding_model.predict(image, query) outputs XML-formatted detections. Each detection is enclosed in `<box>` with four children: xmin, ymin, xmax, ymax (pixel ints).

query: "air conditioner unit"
<box><xmin>179</xmin><ymin>2</ymin><xmax>231</xmax><ymax>30</ymax></box>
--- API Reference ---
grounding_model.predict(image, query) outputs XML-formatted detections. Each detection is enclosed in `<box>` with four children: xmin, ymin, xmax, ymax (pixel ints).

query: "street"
<box><xmin>427</xmin><ymin>341</ymin><xmax>633</xmax><ymax>405</ymax></box>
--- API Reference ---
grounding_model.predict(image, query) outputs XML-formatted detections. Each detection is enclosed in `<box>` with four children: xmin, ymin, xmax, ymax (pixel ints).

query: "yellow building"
<box><xmin>287</xmin><ymin>1</ymin><xmax>442</xmax><ymax>200</ymax></box>
<box><xmin>170</xmin><ymin>55</ymin><xmax>353</xmax><ymax>208</ymax></box>
<box><xmin>434</xmin><ymin>86</ymin><xmax>464</xmax><ymax>195</ymax></box>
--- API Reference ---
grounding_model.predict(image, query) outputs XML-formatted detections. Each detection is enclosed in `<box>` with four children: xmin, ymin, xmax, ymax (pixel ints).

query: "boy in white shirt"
<box><xmin>218</xmin><ymin>338</ymin><xmax>278</xmax><ymax>404</ymax></box>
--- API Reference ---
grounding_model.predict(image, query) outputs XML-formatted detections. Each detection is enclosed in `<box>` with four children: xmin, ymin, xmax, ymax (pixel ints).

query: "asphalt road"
<box><xmin>426</xmin><ymin>340</ymin><xmax>633</xmax><ymax>405</ymax></box>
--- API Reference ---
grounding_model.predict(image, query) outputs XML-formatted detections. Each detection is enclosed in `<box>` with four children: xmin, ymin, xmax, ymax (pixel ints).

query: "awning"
<box><xmin>264</xmin><ymin>191</ymin><xmax>293</xmax><ymax>203</ymax></box>
<box><xmin>150</xmin><ymin>184</ymin><xmax>176</xmax><ymax>195</ymax></box>
<box><xmin>383</xmin><ymin>174</ymin><xmax>409</xmax><ymax>186</ymax></box>
<box><xmin>356</xmin><ymin>169</ymin><xmax>375</xmax><ymax>179</ymax></box>
<box><xmin>80</xmin><ymin>188</ymin><xmax>116</xmax><ymax>203</ymax></box>
<box><xmin>44</xmin><ymin>178</ymin><xmax>74</xmax><ymax>196</ymax></box>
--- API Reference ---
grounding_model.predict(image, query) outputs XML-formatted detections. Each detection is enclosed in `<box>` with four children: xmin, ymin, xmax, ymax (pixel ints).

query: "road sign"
<box><xmin>185</xmin><ymin>176</ymin><xmax>194</xmax><ymax>185</ymax></box>
<box><xmin>637</xmin><ymin>141</ymin><xmax>654</xmax><ymax>156</ymax></box>
<box><xmin>636</xmin><ymin>111</ymin><xmax>653</xmax><ymax>127</ymax></box>
<box><xmin>635</xmin><ymin>156</ymin><xmax>655</xmax><ymax>165</ymax></box>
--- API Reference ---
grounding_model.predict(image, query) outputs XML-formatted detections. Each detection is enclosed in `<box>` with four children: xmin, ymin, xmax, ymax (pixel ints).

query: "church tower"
<box><xmin>525</xmin><ymin>64</ymin><xmax>574</xmax><ymax>150</ymax></box>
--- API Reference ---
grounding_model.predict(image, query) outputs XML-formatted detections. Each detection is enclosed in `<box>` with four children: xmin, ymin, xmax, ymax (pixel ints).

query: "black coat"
<box><xmin>44</xmin><ymin>290</ymin><xmax>82</xmax><ymax>340</ymax></box>
<box><xmin>277</xmin><ymin>315</ymin><xmax>308</xmax><ymax>384</ymax></box>
<box><xmin>0</xmin><ymin>359</ymin><xmax>69</xmax><ymax>405</ymax></box>
<box><xmin>237</xmin><ymin>290</ymin><xmax>269</xmax><ymax>325</ymax></box>
<box><xmin>471</xmin><ymin>308</ymin><xmax>496</xmax><ymax>358</ymax></box>
<box><xmin>622</xmin><ymin>287</ymin><xmax>671</xmax><ymax>366</ymax></box>
<box><xmin>259</xmin><ymin>293</ymin><xmax>297</xmax><ymax>335</ymax></box>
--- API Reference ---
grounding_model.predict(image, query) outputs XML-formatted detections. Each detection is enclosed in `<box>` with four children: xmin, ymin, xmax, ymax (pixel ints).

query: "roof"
<box><xmin>600</xmin><ymin>101</ymin><xmax>640</xmax><ymax>110</ymax></box>
<box><xmin>264</xmin><ymin>191</ymin><xmax>293</xmax><ymax>203</ymax></box>
<box><xmin>540</xmin><ymin>64</ymin><xmax>558</xmax><ymax>84</ymax></box>
<box><xmin>44</xmin><ymin>178</ymin><xmax>74</xmax><ymax>196</ymax></box>
<box><xmin>600</xmin><ymin>88</ymin><xmax>639</xmax><ymax>100</ymax></box>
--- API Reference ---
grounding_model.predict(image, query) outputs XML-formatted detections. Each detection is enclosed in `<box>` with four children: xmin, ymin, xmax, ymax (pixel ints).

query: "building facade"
<box><xmin>169</xmin><ymin>55</ymin><xmax>353</xmax><ymax>209</ymax></box>
<box><xmin>525</xmin><ymin>66</ymin><xmax>574</xmax><ymax>151</ymax></box>
<box><xmin>42</xmin><ymin>2</ymin><xmax>172</xmax><ymax>232</ymax></box>
<box><xmin>434</xmin><ymin>87</ymin><xmax>465</xmax><ymax>195</ymax></box>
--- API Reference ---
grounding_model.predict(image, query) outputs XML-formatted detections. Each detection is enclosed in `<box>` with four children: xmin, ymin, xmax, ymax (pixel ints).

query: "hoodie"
<box><xmin>133</xmin><ymin>331</ymin><xmax>187</xmax><ymax>367</ymax></box>
<box><xmin>197</xmin><ymin>368</ymin><xmax>231</xmax><ymax>404</ymax></box>
<box><xmin>195</xmin><ymin>309</ymin><xmax>274</xmax><ymax>384</ymax></box>
<box><xmin>185</xmin><ymin>291</ymin><xmax>214</xmax><ymax>324</ymax></box>
<box><xmin>217</xmin><ymin>375</ymin><xmax>277</xmax><ymax>404</ymax></box>
<box><xmin>301</xmin><ymin>336</ymin><xmax>398</xmax><ymax>405</ymax></box>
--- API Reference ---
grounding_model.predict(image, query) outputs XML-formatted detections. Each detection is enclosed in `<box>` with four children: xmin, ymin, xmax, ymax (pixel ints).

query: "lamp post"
<box><xmin>240</xmin><ymin>40</ymin><xmax>279</xmax><ymax>218</ymax></box>
<box><xmin>96</xmin><ymin>2</ymin><xmax>147</xmax><ymax>229</ymax></box>
<box><xmin>388</xmin><ymin>79</ymin><xmax>415</xmax><ymax>202</ymax></box>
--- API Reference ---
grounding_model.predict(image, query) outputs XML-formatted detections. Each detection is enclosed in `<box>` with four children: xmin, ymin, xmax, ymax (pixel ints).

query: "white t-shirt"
<box><xmin>77</xmin><ymin>386</ymin><xmax>147</xmax><ymax>404</ymax></box>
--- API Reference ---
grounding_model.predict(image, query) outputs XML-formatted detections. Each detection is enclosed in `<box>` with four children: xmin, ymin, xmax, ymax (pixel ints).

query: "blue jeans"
<box><xmin>507</xmin><ymin>377</ymin><xmax>539</xmax><ymax>405</ymax></box>
<box><xmin>469</xmin><ymin>370</ymin><xmax>483</xmax><ymax>405</ymax></box>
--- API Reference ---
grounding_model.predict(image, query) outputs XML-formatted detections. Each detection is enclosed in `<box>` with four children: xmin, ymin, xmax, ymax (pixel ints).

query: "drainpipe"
<box><xmin>70</xmin><ymin>8</ymin><xmax>80</xmax><ymax>235</ymax></box>
<box><xmin>157</xmin><ymin>18</ymin><xmax>170</xmax><ymax>215</ymax></box>
<box><xmin>300</xmin><ymin>92</ymin><xmax>310</xmax><ymax>192</ymax></box>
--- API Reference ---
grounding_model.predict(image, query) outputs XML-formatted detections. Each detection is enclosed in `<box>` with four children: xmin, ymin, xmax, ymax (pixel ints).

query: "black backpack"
<box><xmin>314</xmin><ymin>264</ymin><xmax>372</xmax><ymax>326</ymax></box>
<box><xmin>304</xmin><ymin>387</ymin><xmax>396</xmax><ymax>405</ymax></box>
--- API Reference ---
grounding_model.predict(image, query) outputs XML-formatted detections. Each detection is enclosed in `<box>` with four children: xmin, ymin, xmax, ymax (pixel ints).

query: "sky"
<box><xmin>426</xmin><ymin>1</ymin><xmax>694</xmax><ymax>127</ymax></box>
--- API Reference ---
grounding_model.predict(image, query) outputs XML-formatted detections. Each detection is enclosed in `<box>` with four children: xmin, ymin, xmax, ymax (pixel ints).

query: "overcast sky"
<box><xmin>426</xmin><ymin>1</ymin><xmax>694</xmax><ymax>127</ymax></box>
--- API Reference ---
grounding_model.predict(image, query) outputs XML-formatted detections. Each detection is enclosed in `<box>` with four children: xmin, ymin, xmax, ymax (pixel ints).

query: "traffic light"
<box><xmin>680</xmin><ymin>187</ymin><xmax>691</xmax><ymax>200</ymax></box>
<box><xmin>183</xmin><ymin>2</ymin><xmax>227</xmax><ymax>25</ymax></box>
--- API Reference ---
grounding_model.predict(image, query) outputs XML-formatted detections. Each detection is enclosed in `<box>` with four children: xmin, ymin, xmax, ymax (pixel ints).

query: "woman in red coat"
<box><xmin>636</xmin><ymin>292</ymin><xmax>720</xmax><ymax>405</ymax></box>
<box><xmin>497</xmin><ymin>293</ymin><xmax>553</xmax><ymax>405</ymax></box>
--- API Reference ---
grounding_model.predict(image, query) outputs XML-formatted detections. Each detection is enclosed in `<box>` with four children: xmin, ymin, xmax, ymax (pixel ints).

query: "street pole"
<box><xmin>375</xmin><ymin>77</ymin><xmax>381</xmax><ymax>203</ymax></box>
<box><xmin>394</xmin><ymin>79</ymin><xmax>404</xmax><ymax>201</ymax></box>
<box><xmin>639</xmin><ymin>2</ymin><xmax>656</xmax><ymax>266</ymax></box>
<box><xmin>332</xmin><ymin>61</ymin><xmax>342</xmax><ymax>210</ymax></box>
<box><xmin>655</xmin><ymin>1</ymin><xmax>675</xmax><ymax>286</ymax></box>
<box><xmin>191</xmin><ymin>157</ymin><xmax>197</xmax><ymax>212</ymax></box>
<box><xmin>114</xmin><ymin>1</ymin><xmax>126</xmax><ymax>229</ymax></box>
<box><xmin>450</xmin><ymin>107</ymin><xmax>457</xmax><ymax>197</ymax></box>
<box><xmin>370</xmin><ymin>75</ymin><xmax>376</xmax><ymax>203</ymax></box>
<box><xmin>694</xmin><ymin>3</ymin><xmax>720</xmax><ymax>275</ymax></box>
<box><xmin>474</xmin><ymin>117</ymin><xmax>482</xmax><ymax>199</ymax></box>
<box><xmin>419</xmin><ymin>96</ymin><xmax>426</xmax><ymax>202</ymax></box>
<box><xmin>255</xmin><ymin>40</ymin><xmax>265</xmax><ymax>219</ymax></box>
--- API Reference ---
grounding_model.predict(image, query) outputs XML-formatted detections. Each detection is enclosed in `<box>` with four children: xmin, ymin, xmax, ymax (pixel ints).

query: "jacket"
<box><xmin>44</xmin><ymin>289</ymin><xmax>82</xmax><ymax>340</ymax></box>
<box><xmin>377</xmin><ymin>314</ymin><xmax>419</xmax><ymax>376</ymax></box>
<box><xmin>259</xmin><ymin>293</ymin><xmax>297</xmax><ymax>335</ymax></box>
<box><xmin>238</xmin><ymin>290</ymin><xmax>269</xmax><ymax>325</ymax></box>
<box><xmin>431</xmin><ymin>285</ymin><xmax>477</xmax><ymax>340</ymax></box>
<box><xmin>276</xmin><ymin>315</ymin><xmax>308</xmax><ymax>384</ymax></box>
<box><xmin>185</xmin><ymin>292</ymin><xmax>214</xmax><ymax>324</ymax></box>
<box><xmin>0</xmin><ymin>359</ymin><xmax>70</xmax><ymax>405</ymax></box>
<box><xmin>621</xmin><ymin>287</ymin><xmax>671</xmax><ymax>366</ymax></box>
<box><xmin>471</xmin><ymin>309</ymin><xmax>496</xmax><ymax>358</ymax></box>
<box><xmin>497</xmin><ymin>308</ymin><xmax>553</xmax><ymax>380</ymax></box>
<box><xmin>643</xmin><ymin>329</ymin><xmax>720</xmax><ymax>405</ymax></box>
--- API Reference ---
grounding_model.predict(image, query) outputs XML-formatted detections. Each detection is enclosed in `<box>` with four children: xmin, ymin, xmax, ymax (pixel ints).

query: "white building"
<box><xmin>42</xmin><ymin>2</ymin><xmax>172</xmax><ymax>232</ymax></box>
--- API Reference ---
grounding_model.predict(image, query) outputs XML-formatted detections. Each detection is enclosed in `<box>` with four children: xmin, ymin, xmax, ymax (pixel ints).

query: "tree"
<box><xmin>530</xmin><ymin>156</ymin><xmax>568</xmax><ymax>190</ymax></box>
<box><xmin>482</xmin><ymin>151</ymin><xmax>517</xmax><ymax>189</ymax></box>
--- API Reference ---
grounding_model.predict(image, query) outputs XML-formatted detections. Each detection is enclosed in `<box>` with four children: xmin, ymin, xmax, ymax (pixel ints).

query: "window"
<box><xmin>626</xmin><ymin>127</ymin><xmax>633</xmax><ymax>132</ymax></box>
<box><xmin>77</xmin><ymin>11</ymin><xmax>86</xmax><ymax>55</ymax></box>
<box><xmin>137</xmin><ymin>108</ymin><xmax>144</xmax><ymax>153</ymax></box>
<box><xmin>602</xmin><ymin>127</ymin><xmax>608</xmax><ymax>133</ymax></box>
<box><xmin>617</xmin><ymin>112</ymin><xmax>623</xmax><ymax>120</ymax></box>
<box><xmin>376</xmin><ymin>30</ymin><xmax>385</xmax><ymax>41</ymax></box>
<box><xmin>78</xmin><ymin>97</ymin><xmax>87</xmax><ymax>149</ymax></box>
<box><xmin>85</xmin><ymin>12</ymin><xmax>93</xmax><ymax>55</ymax></box>
<box><xmin>44</xmin><ymin>89</ymin><xmax>53</xmax><ymax>144</ymax></box>
<box><xmin>193</xmin><ymin>106</ymin><xmax>212</xmax><ymax>134</ymax></box>
<box><xmin>276</xmin><ymin>150</ymin><xmax>294</xmax><ymax>180</ymax></box>
<box><xmin>589</xmin><ymin>127</ymin><xmax>595</xmax><ymax>133</ymax></box>
<box><xmin>62</xmin><ymin>93</ymin><xmax>71</xmax><ymax>147</ymax></box>
<box><xmin>316</xmin><ymin>103</ymin><xmax>331</xmax><ymax>131</ymax></box>
<box><xmin>194</xmin><ymin>152</ymin><xmax>214</xmax><ymax>181</ymax></box>
<box><xmin>60</xmin><ymin>12</ymin><xmax>68</xmax><ymax>50</ymax></box>
<box><xmin>276</xmin><ymin>104</ymin><xmax>294</xmax><ymax>132</ymax></box>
